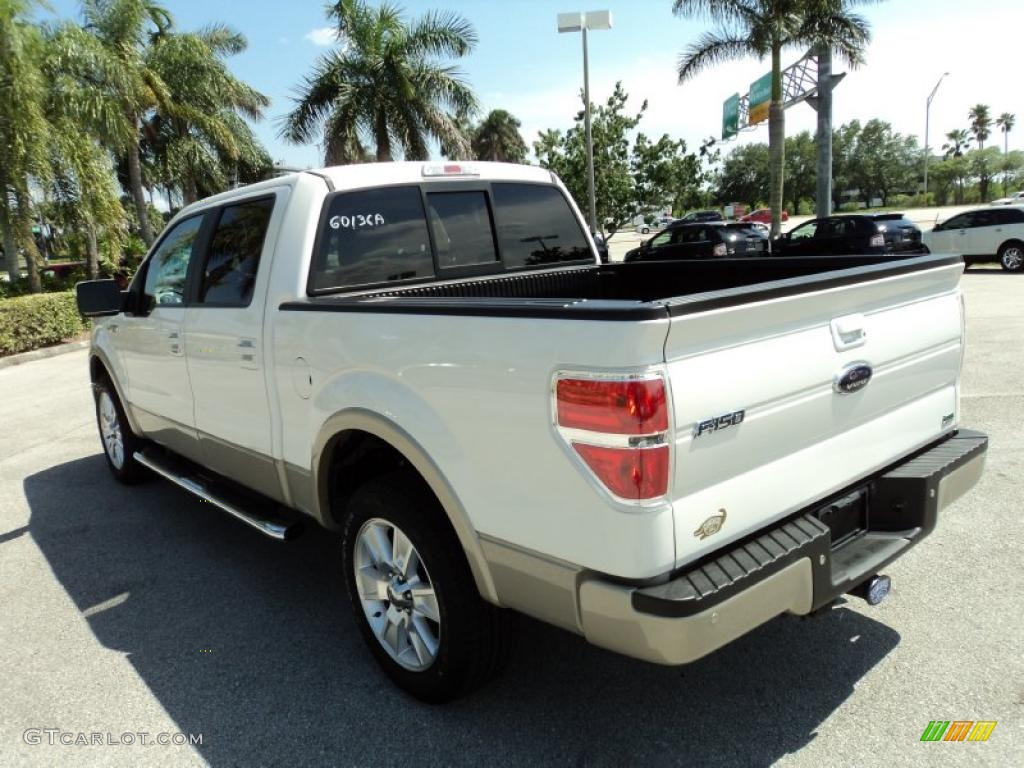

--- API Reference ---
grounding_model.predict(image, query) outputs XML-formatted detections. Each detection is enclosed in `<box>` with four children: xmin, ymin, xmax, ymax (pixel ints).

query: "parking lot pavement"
<box><xmin>1</xmin><ymin>270</ymin><xmax>1021</xmax><ymax>767</ymax></box>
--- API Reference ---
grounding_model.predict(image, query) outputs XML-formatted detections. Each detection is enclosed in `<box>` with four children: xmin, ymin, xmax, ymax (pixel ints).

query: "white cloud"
<box><xmin>305</xmin><ymin>27</ymin><xmax>340</xmax><ymax>47</ymax></box>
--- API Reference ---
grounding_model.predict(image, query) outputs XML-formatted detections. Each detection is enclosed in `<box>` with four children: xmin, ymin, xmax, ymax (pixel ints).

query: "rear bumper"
<box><xmin>578</xmin><ymin>429</ymin><xmax>987</xmax><ymax>665</ymax></box>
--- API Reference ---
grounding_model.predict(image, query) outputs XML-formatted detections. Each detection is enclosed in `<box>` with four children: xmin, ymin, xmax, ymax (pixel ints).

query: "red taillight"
<box><xmin>556</xmin><ymin>378</ymin><xmax>667</xmax><ymax>434</ymax></box>
<box><xmin>572</xmin><ymin>444</ymin><xmax>669</xmax><ymax>500</ymax></box>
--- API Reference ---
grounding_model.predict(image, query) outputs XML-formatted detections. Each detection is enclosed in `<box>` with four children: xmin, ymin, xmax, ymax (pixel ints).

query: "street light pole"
<box><xmin>558</xmin><ymin>10</ymin><xmax>612</xmax><ymax>235</ymax></box>
<box><xmin>923</xmin><ymin>72</ymin><xmax>949</xmax><ymax>199</ymax></box>
<box><xmin>581</xmin><ymin>25</ymin><xmax>596</xmax><ymax>234</ymax></box>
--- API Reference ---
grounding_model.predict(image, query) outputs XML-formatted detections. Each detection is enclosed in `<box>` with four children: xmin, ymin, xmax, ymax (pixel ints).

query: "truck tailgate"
<box><xmin>664</xmin><ymin>259</ymin><xmax>965</xmax><ymax>568</ymax></box>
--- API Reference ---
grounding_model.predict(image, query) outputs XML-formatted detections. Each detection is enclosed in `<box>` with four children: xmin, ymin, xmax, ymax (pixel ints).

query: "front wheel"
<box><xmin>640</xmin><ymin>226</ymin><xmax>649</xmax><ymax>234</ymax></box>
<box><xmin>342</xmin><ymin>472</ymin><xmax>512</xmax><ymax>702</ymax></box>
<box><xmin>999</xmin><ymin>242</ymin><xmax>1024</xmax><ymax>272</ymax></box>
<box><xmin>94</xmin><ymin>377</ymin><xmax>148</xmax><ymax>484</ymax></box>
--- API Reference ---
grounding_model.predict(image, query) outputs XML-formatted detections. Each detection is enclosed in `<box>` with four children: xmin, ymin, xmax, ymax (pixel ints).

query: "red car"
<box><xmin>741</xmin><ymin>208</ymin><xmax>789</xmax><ymax>224</ymax></box>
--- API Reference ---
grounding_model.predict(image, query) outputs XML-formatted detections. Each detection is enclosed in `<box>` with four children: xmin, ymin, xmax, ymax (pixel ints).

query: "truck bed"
<box><xmin>281</xmin><ymin>254</ymin><xmax>962</xmax><ymax>319</ymax></box>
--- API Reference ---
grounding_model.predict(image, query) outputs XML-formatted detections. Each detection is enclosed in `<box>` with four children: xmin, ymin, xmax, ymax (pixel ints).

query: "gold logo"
<box><xmin>694</xmin><ymin>509</ymin><xmax>727</xmax><ymax>540</ymax></box>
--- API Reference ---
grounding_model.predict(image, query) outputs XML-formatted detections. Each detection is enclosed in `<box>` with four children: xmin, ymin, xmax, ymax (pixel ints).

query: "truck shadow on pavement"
<box><xmin>25</xmin><ymin>455</ymin><xmax>901</xmax><ymax>768</ymax></box>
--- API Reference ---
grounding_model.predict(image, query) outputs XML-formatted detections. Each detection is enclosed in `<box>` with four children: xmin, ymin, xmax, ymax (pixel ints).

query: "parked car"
<box><xmin>676</xmin><ymin>209</ymin><xmax>724</xmax><ymax>224</ymax></box>
<box><xmin>76</xmin><ymin>161</ymin><xmax>986</xmax><ymax>702</ymax></box>
<box><xmin>774</xmin><ymin>214</ymin><xmax>925</xmax><ymax>257</ymax></box>
<box><xmin>741</xmin><ymin>207</ymin><xmax>789</xmax><ymax>224</ymax></box>
<box><xmin>923</xmin><ymin>206</ymin><xmax>1024</xmax><ymax>271</ymax></box>
<box><xmin>637</xmin><ymin>215</ymin><xmax>675</xmax><ymax>235</ymax></box>
<box><xmin>624</xmin><ymin>222</ymin><xmax>769</xmax><ymax>261</ymax></box>
<box><xmin>989</xmin><ymin>191</ymin><xmax>1024</xmax><ymax>205</ymax></box>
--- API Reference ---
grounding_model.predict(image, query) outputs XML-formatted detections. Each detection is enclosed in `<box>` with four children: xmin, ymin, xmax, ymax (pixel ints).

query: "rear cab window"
<box><xmin>310</xmin><ymin>181</ymin><xmax>593</xmax><ymax>294</ymax></box>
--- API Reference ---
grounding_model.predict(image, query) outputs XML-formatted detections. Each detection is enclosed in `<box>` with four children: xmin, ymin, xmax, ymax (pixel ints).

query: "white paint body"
<box><xmin>95</xmin><ymin>162</ymin><xmax>966</xmax><ymax>584</ymax></box>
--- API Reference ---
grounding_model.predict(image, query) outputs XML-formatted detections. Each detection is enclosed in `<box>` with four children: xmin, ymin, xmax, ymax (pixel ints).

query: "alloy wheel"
<box><xmin>353</xmin><ymin>518</ymin><xmax>441</xmax><ymax>671</ymax></box>
<box><xmin>98</xmin><ymin>391</ymin><xmax>124</xmax><ymax>469</ymax></box>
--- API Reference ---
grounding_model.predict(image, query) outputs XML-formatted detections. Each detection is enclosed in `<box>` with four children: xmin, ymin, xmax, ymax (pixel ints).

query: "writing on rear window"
<box><xmin>330</xmin><ymin>213</ymin><xmax>386</xmax><ymax>230</ymax></box>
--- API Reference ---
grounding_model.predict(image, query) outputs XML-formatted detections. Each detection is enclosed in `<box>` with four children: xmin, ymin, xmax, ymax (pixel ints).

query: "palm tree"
<box><xmin>0</xmin><ymin>0</ymin><xmax>49</xmax><ymax>288</ymax></box>
<box><xmin>996</xmin><ymin>112</ymin><xmax>1015</xmax><ymax>195</ymax></box>
<box><xmin>942</xmin><ymin>129</ymin><xmax>971</xmax><ymax>158</ymax></box>
<box><xmin>44</xmin><ymin>21</ymin><xmax>136</xmax><ymax>278</ymax></box>
<box><xmin>471</xmin><ymin>110</ymin><xmax>528</xmax><ymax>163</ymax></box>
<box><xmin>673</xmin><ymin>0</ymin><xmax>873</xmax><ymax>236</ymax></box>
<box><xmin>968</xmin><ymin>104</ymin><xmax>991</xmax><ymax>150</ymax></box>
<box><xmin>144</xmin><ymin>24</ymin><xmax>270</xmax><ymax>204</ymax></box>
<box><xmin>81</xmin><ymin>0</ymin><xmax>173</xmax><ymax>246</ymax></box>
<box><xmin>281</xmin><ymin>0</ymin><xmax>479</xmax><ymax>164</ymax></box>
<box><xmin>942</xmin><ymin>129</ymin><xmax>971</xmax><ymax>204</ymax></box>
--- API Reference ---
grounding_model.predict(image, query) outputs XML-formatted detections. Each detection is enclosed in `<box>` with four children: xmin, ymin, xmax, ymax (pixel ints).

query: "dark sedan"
<box><xmin>774</xmin><ymin>214</ymin><xmax>926</xmax><ymax>257</ymax></box>
<box><xmin>624</xmin><ymin>222</ymin><xmax>769</xmax><ymax>262</ymax></box>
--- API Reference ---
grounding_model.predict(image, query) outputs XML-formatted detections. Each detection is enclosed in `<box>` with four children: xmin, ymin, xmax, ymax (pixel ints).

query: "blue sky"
<box><xmin>42</xmin><ymin>0</ymin><xmax>1024</xmax><ymax>168</ymax></box>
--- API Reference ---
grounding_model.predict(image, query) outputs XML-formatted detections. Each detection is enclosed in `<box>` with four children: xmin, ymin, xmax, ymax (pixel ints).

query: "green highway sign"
<box><xmin>722</xmin><ymin>93</ymin><xmax>739</xmax><ymax>139</ymax></box>
<box><xmin>749</xmin><ymin>72</ymin><xmax>771</xmax><ymax>125</ymax></box>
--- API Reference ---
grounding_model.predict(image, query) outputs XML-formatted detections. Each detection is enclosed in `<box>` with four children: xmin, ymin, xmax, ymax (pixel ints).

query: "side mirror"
<box><xmin>75</xmin><ymin>279</ymin><xmax>124</xmax><ymax>317</ymax></box>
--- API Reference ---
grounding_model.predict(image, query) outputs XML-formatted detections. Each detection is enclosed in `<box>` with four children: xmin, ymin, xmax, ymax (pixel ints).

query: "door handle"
<box><xmin>108</xmin><ymin>323</ymin><xmax>118</xmax><ymax>334</ymax></box>
<box><xmin>238</xmin><ymin>337</ymin><xmax>258</xmax><ymax>370</ymax></box>
<box><xmin>168</xmin><ymin>330</ymin><xmax>182</xmax><ymax>356</ymax></box>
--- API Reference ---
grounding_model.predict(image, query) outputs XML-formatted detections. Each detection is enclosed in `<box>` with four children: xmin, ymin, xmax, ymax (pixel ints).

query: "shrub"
<box><xmin>0</xmin><ymin>292</ymin><xmax>88</xmax><ymax>356</ymax></box>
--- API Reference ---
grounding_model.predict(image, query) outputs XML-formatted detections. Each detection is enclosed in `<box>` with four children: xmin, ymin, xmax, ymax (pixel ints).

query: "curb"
<box><xmin>0</xmin><ymin>339</ymin><xmax>90</xmax><ymax>371</ymax></box>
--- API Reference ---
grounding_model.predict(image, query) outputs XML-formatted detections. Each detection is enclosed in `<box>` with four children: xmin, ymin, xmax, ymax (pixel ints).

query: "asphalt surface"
<box><xmin>1</xmin><ymin>268</ymin><xmax>1021</xmax><ymax>767</ymax></box>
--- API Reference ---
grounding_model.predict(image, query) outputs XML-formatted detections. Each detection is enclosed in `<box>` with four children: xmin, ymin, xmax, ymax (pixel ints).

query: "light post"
<box><xmin>557</xmin><ymin>10</ymin><xmax>612</xmax><ymax>234</ymax></box>
<box><xmin>923</xmin><ymin>72</ymin><xmax>949</xmax><ymax>199</ymax></box>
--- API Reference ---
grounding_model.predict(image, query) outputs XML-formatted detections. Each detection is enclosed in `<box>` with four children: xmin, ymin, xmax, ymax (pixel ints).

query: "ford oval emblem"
<box><xmin>834</xmin><ymin>362</ymin><xmax>873</xmax><ymax>394</ymax></box>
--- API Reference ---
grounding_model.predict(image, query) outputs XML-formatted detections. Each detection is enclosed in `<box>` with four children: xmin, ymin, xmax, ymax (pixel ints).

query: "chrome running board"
<box><xmin>133</xmin><ymin>449</ymin><xmax>302</xmax><ymax>541</ymax></box>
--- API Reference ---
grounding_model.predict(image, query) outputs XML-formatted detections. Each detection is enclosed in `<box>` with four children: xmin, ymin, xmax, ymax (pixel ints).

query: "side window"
<box><xmin>426</xmin><ymin>191</ymin><xmax>499</xmax><ymax>269</ymax></box>
<box><xmin>199</xmin><ymin>198</ymin><xmax>274</xmax><ymax>306</ymax></box>
<box><xmin>994</xmin><ymin>208</ymin><xmax>1024</xmax><ymax>225</ymax></box>
<box><xmin>971</xmin><ymin>210</ymin><xmax>997</xmax><ymax>228</ymax></box>
<box><xmin>650</xmin><ymin>230</ymin><xmax>673</xmax><ymax>247</ymax></box>
<box><xmin>311</xmin><ymin>186</ymin><xmax>433</xmax><ymax>292</ymax></box>
<box><xmin>142</xmin><ymin>215</ymin><xmax>204</xmax><ymax>309</ymax></box>
<box><xmin>491</xmin><ymin>183</ymin><xmax>591</xmax><ymax>268</ymax></box>
<box><xmin>790</xmin><ymin>221</ymin><xmax>818</xmax><ymax>240</ymax></box>
<box><xmin>941</xmin><ymin>213</ymin><xmax>973</xmax><ymax>230</ymax></box>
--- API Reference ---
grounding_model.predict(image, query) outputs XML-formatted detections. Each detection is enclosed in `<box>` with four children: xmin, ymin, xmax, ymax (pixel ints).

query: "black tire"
<box><xmin>341</xmin><ymin>471</ymin><xmax>513</xmax><ymax>703</ymax></box>
<box><xmin>998</xmin><ymin>241</ymin><xmax>1024</xmax><ymax>272</ymax></box>
<box><xmin>640</xmin><ymin>226</ymin><xmax>649</xmax><ymax>234</ymax></box>
<box><xmin>93</xmin><ymin>376</ymin><xmax>148</xmax><ymax>484</ymax></box>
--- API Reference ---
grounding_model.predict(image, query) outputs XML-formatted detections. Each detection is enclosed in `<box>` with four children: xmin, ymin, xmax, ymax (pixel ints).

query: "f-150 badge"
<box><xmin>694</xmin><ymin>509</ymin><xmax>727</xmax><ymax>540</ymax></box>
<box><xmin>693</xmin><ymin>409</ymin><xmax>745</xmax><ymax>438</ymax></box>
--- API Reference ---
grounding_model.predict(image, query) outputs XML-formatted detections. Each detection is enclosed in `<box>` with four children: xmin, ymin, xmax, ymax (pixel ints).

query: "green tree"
<box><xmin>784</xmin><ymin>131</ymin><xmax>816</xmax><ymax>213</ymax></box>
<box><xmin>941</xmin><ymin>129</ymin><xmax>971</xmax><ymax>203</ymax></box>
<box><xmin>42</xmin><ymin>20</ymin><xmax>133</xmax><ymax>278</ymax></box>
<box><xmin>281</xmin><ymin>0</ymin><xmax>478</xmax><ymax>164</ymax></box>
<box><xmin>714</xmin><ymin>142</ymin><xmax>770</xmax><ymax>207</ymax></box>
<box><xmin>0</xmin><ymin>0</ymin><xmax>47</xmax><ymax>287</ymax></box>
<box><xmin>831</xmin><ymin>119</ymin><xmax>861</xmax><ymax>210</ymax></box>
<box><xmin>534</xmin><ymin>83</ymin><xmax>712</xmax><ymax>237</ymax></box>
<box><xmin>996</xmin><ymin>112</ymin><xmax>1016</xmax><ymax>195</ymax></box>
<box><xmin>673</xmin><ymin>0</ymin><xmax>874</xmax><ymax>236</ymax></box>
<box><xmin>144</xmin><ymin>25</ymin><xmax>271</xmax><ymax>204</ymax></box>
<box><xmin>968</xmin><ymin>105</ymin><xmax>993</xmax><ymax>199</ymax></box>
<box><xmin>80</xmin><ymin>0</ymin><xmax>174</xmax><ymax>247</ymax></box>
<box><xmin>471</xmin><ymin>109</ymin><xmax>527</xmax><ymax>163</ymax></box>
<box><xmin>848</xmin><ymin>119</ymin><xmax>918</xmax><ymax>206</ymax></box>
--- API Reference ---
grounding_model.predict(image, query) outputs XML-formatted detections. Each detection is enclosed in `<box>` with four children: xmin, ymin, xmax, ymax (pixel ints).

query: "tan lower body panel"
<box><xmin>577</xmin><ymin>558</ymin><xmax>815</xmax><ymax>665</ymax></box>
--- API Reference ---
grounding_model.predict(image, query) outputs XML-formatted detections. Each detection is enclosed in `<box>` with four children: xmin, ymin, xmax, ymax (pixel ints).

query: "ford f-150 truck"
<box><xmin>76</xmin><ymin>161</ymin><xmax>987</xmax><ymax>702</ymax></box>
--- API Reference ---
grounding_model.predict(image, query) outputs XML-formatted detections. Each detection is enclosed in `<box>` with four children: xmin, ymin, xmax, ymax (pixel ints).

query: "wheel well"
<box><xmin>89</xmin><ymin>355</ymin><xmax>107</xmax><ymax>383</ymax></box>
<box><xmin>323</xmin><ymin>429</ymin><xmax>434</xmax><ymax>529</ymax></box>
<box><xmin>999</xmin><ymin>238</ymin><xmax>1024</xmax><ymax>254</ymax></box>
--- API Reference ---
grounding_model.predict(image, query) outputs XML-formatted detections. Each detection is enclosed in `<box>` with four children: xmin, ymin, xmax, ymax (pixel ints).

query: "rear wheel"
<box><xmin>998</xmin><ymin>241</ymin><xmax>1024</xmax><ymax>272</ymax></box>
<box><xmin>94</xmin><ymin>377</ymin><xmax>147</xmax><ymax>484</ymax></box>
<box><xmin>341</xmin><ymin>472</ymin><xmax>512</xmax><ymax>702</ymax></box>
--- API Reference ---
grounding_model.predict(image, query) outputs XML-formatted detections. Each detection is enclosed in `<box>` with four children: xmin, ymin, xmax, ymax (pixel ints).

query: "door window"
<box><xmin>789</xmin><ymin>221</ymin><xmax>818</xmax><ymax>240</ymax></box>
<box><xmin>992</xmin><ymin>208</ymin><xmax>1024</xmax><ymax>224</ymax></box>
<box><xmin>940</xmin><ymin>213</ymin><xmax>973</xmax><ymax>230</ymax></box>
<box><xmin>142</xmin><ymin>215</ymin><xmax>204</xmax><ymax>310</ymax></box>
<box><xmin>426</xmin><ymin>191</ymin><xmax>499</xmax><ymax>269</ymax></box>
<box><xmin>199</xmin><ymin>198</ymin><xmax>275</xmax><ymax>306</ymax></box>
<box><xmin>649</xmin><ymin>230</ymin><xmax>673</xmax><ymax>247</ymax></box>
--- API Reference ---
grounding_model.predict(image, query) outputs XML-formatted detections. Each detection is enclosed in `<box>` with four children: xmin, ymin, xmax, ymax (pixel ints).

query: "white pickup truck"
<box><xmin>76</xmin><ymin>161</ymin><xmax>987</xmax><ymax>702</ymax></box>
